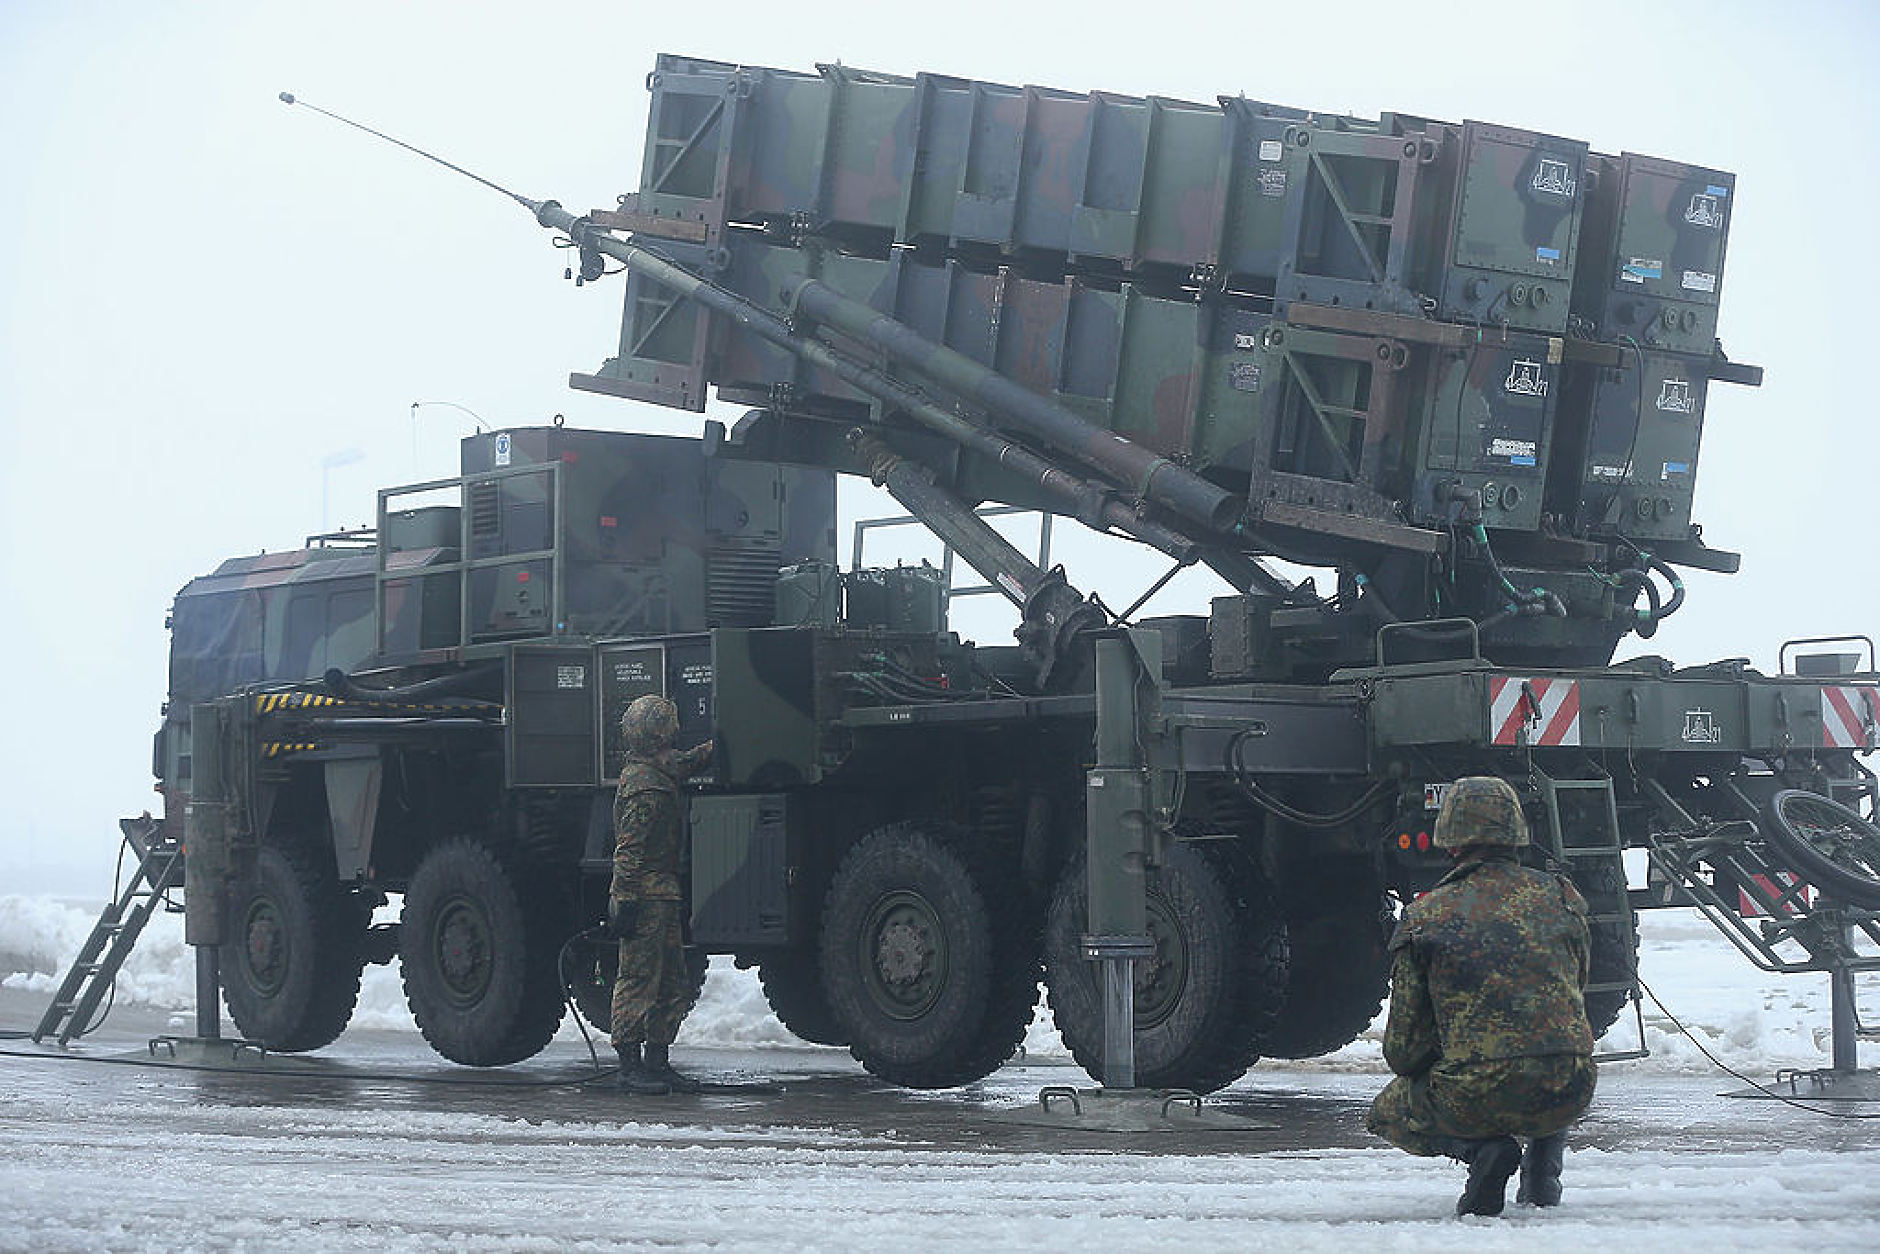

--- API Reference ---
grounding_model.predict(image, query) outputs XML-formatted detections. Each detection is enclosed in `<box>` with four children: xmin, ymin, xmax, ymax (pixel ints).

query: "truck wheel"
<box><xmin>1765</xmin><ymin>790</ymin><xmax>1880</xmax><ymax>909</ymax></box>
<box><xmin>1577</xmin><ymin>857</ymin><xmax>1641</xmax><ymax>1038</ymax></box>
<box><xmin>818</xmin><ymin>823</ymin><xmax>1039</xmax><ymax>1088</ymax></box>
<box><xmin>400</xmin><ymin>839</ymin><xmax>566</xmax><ymax>1066</ymax></box>
<box><xmin>563</xmin><ymin>936</ymin><xmax>709</xmax><ymax>1035</ymax></box>
<box><xmin>1043</xmin><ymin>841</ymin><xmax>1288</xmax><ymax>1093</ymax></box>
<box><xmin>1260</xmin><ymin>893</ymin><xmax>1394</xmax><ymax>1059</ymax></box>
<box><xmin>759</xmin><ymin>953</ymin><xmax>849</xmax><ymax>1046</ymax></box>
<box><xmin>223</xmin><ymin>841</ymin><xmax>369</xmax><ymax>1052</ymax></box>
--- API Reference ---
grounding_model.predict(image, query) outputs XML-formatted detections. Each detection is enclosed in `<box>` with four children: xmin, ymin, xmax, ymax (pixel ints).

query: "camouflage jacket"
<box><xmin>1382</xmin><ymin>850</ymin><xmax>1594</xmax><ymax>1075</ymax></box>
<box><xmin>610</xmin><ymin>742</ymin><xmax>712</xmax><ymax>903</ymax></box>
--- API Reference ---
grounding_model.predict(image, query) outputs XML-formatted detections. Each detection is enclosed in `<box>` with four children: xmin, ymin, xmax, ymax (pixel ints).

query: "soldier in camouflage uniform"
<box><xmin>610</xmin><ymin>693</ymin><xmax>714</xmax><ymax>1094</ymax></box>
<box><xmin>1367</xmin><ymin>776</ymin><xmax>1596</xmax><ymax>1216</ymax></box>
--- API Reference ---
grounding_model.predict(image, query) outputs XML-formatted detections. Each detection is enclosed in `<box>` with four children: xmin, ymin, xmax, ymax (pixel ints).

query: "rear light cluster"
<box><xmin>1395</xmin><ymin>830</ymin><xmax>1434</xmax><ymax>853</ymax></box>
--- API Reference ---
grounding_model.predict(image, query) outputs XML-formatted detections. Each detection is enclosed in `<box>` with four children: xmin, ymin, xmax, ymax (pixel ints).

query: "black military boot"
<box><xmin>1516</xmin><ymin>1132</ymin><xmax>1567</xmax><ymax>1206</ymax></box>
<box><xmin>615</xmin><ymin>1043</ymin><xmax>671</xmax><ymax>1095</ymax></box>
<box><xmin>1433</xmin><ymin>1135</ymin><xmax>1522</xmax><ymax>1217</ymax></box>
<box><xmin>643</xmin><ymin>1042</ymin><xmax>702</xmax><ymax>1093</ymax></box>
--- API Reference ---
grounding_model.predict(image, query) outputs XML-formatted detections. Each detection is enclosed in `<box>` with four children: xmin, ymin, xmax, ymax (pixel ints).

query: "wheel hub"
<box><xmin>862</xmin><ymin>891</ymin><xmax>947</xmax><ymax>1021</ymax></box>
<box><xmin>242</xmin><ymin>900</ymin><xmax>286</xmax><ymax>994</ymax></box>
<box><xmin>1131</xmin><ymin>894</ymin><xmax>1189</xmax><ymax>1028</ymax></box>
<box><xmin>876</xmin><ymin>920</ymin><xmax>930</xmax><ymax>986</ymax></box>
<box><xmin>434</xmin><ymin>897</ymin><xmax>493</xmax><ymax>1007</ymax></box>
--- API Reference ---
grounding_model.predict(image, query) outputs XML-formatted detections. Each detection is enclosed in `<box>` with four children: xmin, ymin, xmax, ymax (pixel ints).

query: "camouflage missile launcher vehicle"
<box><xmin>115</xmin><ymin>57</ymin><xmax>1880</xmax><ymax>1092</ymax></box>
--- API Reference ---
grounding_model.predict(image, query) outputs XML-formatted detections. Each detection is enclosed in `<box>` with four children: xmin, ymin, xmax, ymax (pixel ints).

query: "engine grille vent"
<box><xmin>707</xmin><ymin>542</ymin><xmax>781</xmax><ymax>626</ymax></box>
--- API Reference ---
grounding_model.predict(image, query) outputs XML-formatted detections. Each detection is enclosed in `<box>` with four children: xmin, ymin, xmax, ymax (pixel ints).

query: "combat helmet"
<box><xmin>1432</xmin><ymin>776</ymin><xmax>1530</xmax><ymax>850</ymax></box>
<box><xmin>620</xmin><ymin>693</ymin><xmax>680</xmax><ymax>758</ymax></box>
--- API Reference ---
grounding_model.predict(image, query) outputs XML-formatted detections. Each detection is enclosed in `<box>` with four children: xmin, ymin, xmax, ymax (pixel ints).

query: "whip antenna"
<box><xmin>278</xmin><ymin>92</ymin><xmax>541</xmax><ymax>213</ymax></box>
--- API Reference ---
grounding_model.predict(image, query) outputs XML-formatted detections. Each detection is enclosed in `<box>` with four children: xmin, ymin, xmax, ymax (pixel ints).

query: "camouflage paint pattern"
<box><xmin>611</xmin><ymin>739</ymin><xmax>713</xmax><ymax>902</ymax></box>
<box><xmin>1366</xmin><ymin>849</ymin><xmax>1596</xmax><ymax>1153</ymax></box>
<box><xmin>1367</xmin><ymin>1054</ymin><xmax>1597</xmax><ymax>1154</ymax></box>
<box><xmin>609</xmin><ymin>899</ymin><xmax>689</xmax><ymax>1047</ymax></box>
<box><xmin>637</xmin><ymin>54</ymin><xmax>1592</xmax><ymax>301</ymax></box>
<box><xmin>1406</xmin><ymin>329</ymin><xmax>1560</xmax><ymax>530</ymax></box>
<box><xmin>610</xmin><ymin>729</ymin><xmax>712</xmax><ymax>1047</ymax></box>
<box><xmin>451</xmin><ymin>427</ymin><xmax>836</xmax><ymax>643</ymax></box>
<box><xmin>1564</xmin><ymin>349</ymin><xmax>1709</xmax><ymax>540</ymax></box>
<box><xmin>600</xmin><ymin>236</ymin><xmax>1273</xmax><ymax>485</ymax></box>
<box><xmin>1426</xmin><ymin>121</ymin><xmax>1589</xmax><ymax>335</ymax></box>
<box><xmin>594</xmin><ymin>55</ymin><xmax>1745</xmax><ymax>577</ymax></box>
<box><xmin>167</xmin><ymin>544</ymin><xmax>452</xmax><ymax>709</ymax></box>
<box><xmin>1573</xmin><ymin>153</ymin><xmax>1734</xmax><ymax>357</ymax></box>
<box><xmin>620</xmin><ymin>692</ymin><xmax>680</xmax><ymax>758</ymax></box>
<box><xmin>1430</xmin><ymin>775</ymin><xmax>1530</xmax><ymax>849</ymax></box>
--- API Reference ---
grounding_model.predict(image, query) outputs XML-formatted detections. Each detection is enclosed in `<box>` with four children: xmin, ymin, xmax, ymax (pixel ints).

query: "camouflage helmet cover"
<box><xmin>1432</xmin><ymin>776</ymin><xmax>1530</xmax><ymax>850</ymax></box>
<box><xmin>620</xmin><ymin>693</ymin><xmax>679</xmax><ymax>758</ymax></box>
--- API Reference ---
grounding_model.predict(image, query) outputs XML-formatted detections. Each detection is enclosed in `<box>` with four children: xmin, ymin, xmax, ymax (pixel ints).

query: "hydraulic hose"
<box><xmin>1473</xmin><ymin>523</ymin><xmax>1566</xmax><ymax>619</ymax></box>
<box><xmin>322</xmin><ymin>663</ymin><xmax>501</xmax><ymax>703</ymax></box>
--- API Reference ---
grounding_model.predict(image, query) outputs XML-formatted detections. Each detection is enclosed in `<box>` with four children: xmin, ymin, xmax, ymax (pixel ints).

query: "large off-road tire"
<box><xmin>758</xmin><ymin>952</ymin><xmax>849</xmax><ymax>1046</ymax></box>
<box><xmin>1261</xmin><ymin>892</ymin><xmax>1394</xmax><ymax>1059</ymax></box>
<box><xmin>1576</xmin><ymin>855</ymin><xmax>1641</xmax><ymax>1038</ymax></box>
<box><xmin>223</xmin><ymin>840</ymin><xmax>369</xmax><ymax>1052</ymax></box>
<box><xmin>1043</xmin><ymin>841</ymin><xmax>1289</xmax><ymax>1093</ymax></box>
<box><xmin>1765</xmin><ymin>790</ymin><xmax>1880</xmax><ymax>909</ymax></box>
<box><xmin>819</xmin><ymin>823</ymin><xmax>1040</xmax><ymax>1088</ymax></box>
<box><xmin>400</xmin><ymin>839</ymin><xmax>567</xmax><ymax>1066</ymax></box>
<box><xmin>563</xmin><ymin>934</ymin><xmax>709</xmax><ymax>1035</ymax></box>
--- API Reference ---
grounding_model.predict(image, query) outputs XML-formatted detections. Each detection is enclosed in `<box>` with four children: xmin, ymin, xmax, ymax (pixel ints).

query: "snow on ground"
<box><xmin>4</xmin><ymin>894</ymin><xmax>1872</xmax><ymax>1077</ymax></box>
<box><xmin>0</xmin><ymin>1087</ymin><xmax>1875</xmax><ymax>1252</ymax></box>
<box><xmin>3</xmin><ymin>893</ymin><xmax>1879</xmax><ymax>1251</ymax></box>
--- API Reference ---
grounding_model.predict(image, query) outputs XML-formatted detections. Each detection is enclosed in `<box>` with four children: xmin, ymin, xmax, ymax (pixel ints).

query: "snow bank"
<box><xmin>4</xmin><ymin>894</ymin><xmax>1872</xmax><ymax>1076</ymax></box>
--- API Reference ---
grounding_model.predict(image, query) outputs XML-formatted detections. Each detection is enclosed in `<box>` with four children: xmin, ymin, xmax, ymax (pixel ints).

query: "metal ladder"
<box><xmin>1533</xmin><ymin>766</ymin><xmax>1649</xmax><ymax>1061</ymax></box>
<box><xmin>33</xmin><ymin>816</ymin><xmax>183</xmax><ymax>1046</ymax></box>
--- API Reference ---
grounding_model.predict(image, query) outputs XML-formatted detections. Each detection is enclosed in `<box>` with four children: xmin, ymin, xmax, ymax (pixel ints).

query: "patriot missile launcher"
<box><xmin>45</xmin><ymin>63</ymin><xmax>1877</xmax><ymax>1105</ymax></box>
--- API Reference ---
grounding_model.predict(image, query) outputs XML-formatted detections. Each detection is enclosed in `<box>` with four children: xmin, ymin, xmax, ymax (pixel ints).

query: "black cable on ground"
<box><xmin>0</xmin><ymin>1042</ymin><xmax>620</xmax><ymax>1089</ymax></box>
<box><xmin>557</xmin><ymin>926</ymin><xmax>611</xmax><ymax>1073</ymax></box>
<box><xmin>1628</xmin><ymin>972</ymin><xmax>1880</xmax><ymax>1120</ymax></box>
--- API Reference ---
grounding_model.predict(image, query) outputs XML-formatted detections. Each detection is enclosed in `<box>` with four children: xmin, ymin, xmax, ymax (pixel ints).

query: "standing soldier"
<box><xmin>610</xmin><ymin>693</ymin><xmax>714</xmax><ymax>1094</ymax></box>
<box><xmin>1367</xmin><ymin>776</ymin><xmax>1597</xmax><ymax>1216</ymax></box>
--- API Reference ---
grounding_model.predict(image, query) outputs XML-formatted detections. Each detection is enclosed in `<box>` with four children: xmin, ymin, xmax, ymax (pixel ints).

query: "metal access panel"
<box><xmin>1565</xmin><ymin>350</ymin><xmax>1709</xmax><ymax>540</ymax></box>
<box><xmin>596</xmin><ymin>635</ymin><xmax>717</xmax><ymax>783</ymax></box>
<box><xmin>506</xmin><ymin>644</ymin><xmax>597</xmax><ymax>786</ymax></box>
<box><xmin>1573</xmin><ymin>152</ymin><xmax>1735</xmax><ymax>356</ymax></box>
<box><xmin>1426</xmin><ymin>121</ymin><xmax>1589</xmax><ymax>334</ymax></box>
<box><xmin>711</xmin><ymin>628</ymin><xmax>819</xmax><ymax>788</ymax></box>
<box><xmin>597</xmin><ymin>641</ymin><xmax>665</xmax><ymax>781</ymax></box>
<box><xmin>1406</xmin><ymin>330</ymin><xmax>1562</xmax><ymax>532</ymax></box>
<box><xmin>688</xmin><ymin>793</ymin><xmax>798</xmax><ymax>948</ymax></box>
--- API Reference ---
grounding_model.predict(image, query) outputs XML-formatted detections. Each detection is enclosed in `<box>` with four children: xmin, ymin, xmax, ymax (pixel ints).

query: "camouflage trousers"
<box><xmin>610</xmin><ymin>899</ymin><xmax>689</xmax><ymax>1049</ymax></box>
<box><xmin>1367</xmin><ymin>1054</ymin><xmax>1597</xmax><ymax>1156</ymax></box>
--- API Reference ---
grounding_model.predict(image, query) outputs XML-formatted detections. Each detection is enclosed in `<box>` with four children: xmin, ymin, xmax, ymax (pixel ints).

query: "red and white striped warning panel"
<box><xmin>1737</xmin><ymin>871</ymin><xmax>1811</xmax><ymax>919</ymax></box>
<box><xmin>1488</xmin><ymin>676</ymin><xmax>1581</xmax><ymax>747</ymax></box>
<box><xmin>1820</xmin><ymin>685</ymin><xmax>1879</xmax><ymax>750</ymax></box>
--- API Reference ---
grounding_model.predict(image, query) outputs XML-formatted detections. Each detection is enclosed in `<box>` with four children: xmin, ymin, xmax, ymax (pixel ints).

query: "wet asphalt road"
<box><xmin>4</xmin><ymin>988</ymin><xmax>1877</xmax><ymax>1159</ymax></box>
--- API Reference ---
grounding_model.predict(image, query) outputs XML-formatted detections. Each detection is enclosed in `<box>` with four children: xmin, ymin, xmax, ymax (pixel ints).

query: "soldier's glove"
<box><xmin>607</xmin><ymin>899</ymin><xmax>639</xmax><ymax>938</ymax></box>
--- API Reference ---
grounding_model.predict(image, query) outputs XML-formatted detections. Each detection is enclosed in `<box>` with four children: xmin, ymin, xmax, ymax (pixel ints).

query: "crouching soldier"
<box><xmin>610</xmin><ymin>694</ymin><xmax>714</xmax><ymax>1094</ymax></box>
<box><xmin>1366</xmin><ymin>776</ymin><xmax>1597</xmax><ymax>1216</ymax></box>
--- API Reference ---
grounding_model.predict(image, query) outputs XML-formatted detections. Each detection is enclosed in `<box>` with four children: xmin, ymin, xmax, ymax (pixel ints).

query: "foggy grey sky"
<box><xmin>2</xmin><ymin>0</ymin><xmax>1875</xmax><ymax>895</ymax></box>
